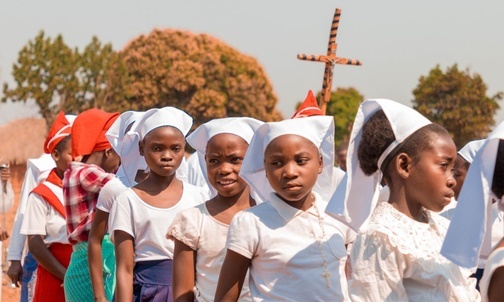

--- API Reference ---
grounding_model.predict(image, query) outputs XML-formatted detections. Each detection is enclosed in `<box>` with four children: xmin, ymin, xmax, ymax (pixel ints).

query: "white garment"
<box><xmin>96</xmin><ymin>177</ymin><xmax>127</xmax><ymax>213</ymax></box>
<box><xmin>8</xmin><ymin>154</ymin><xmax>54</xmax><ymax>261</ymax></box>
<box><xmin>349</xmin><ymin>202</ymin><xmax>480</xmax><ymax>302</ymax></box>
<box><xmin>0</xmin><ymin>179</ymin><xmax>14</xmax><ymax>215</ymax></box>
<box><xmin>313</xmin><ymin>166</ymin><xmax>345</xmax><ymax>198</ymax></box>
<box><xmin>167</xmin><ymin>203</ymin><xmax>252</xmax><ymax>302</ymax></box>
<box><xmin>111</xmin><ymin>183</ymin><xmax>208</xmax><ymax>262</ymax></box>
<box><xmin>227</xmin><ymin>192</ymin><xmax>353</xmax><ymax>301</ymax></box>
<box><xmin>20</xmin><ymin>182</ymin><xmax>68</xmax><ymax>244</ymax></box>
<box><xmin>186</xmin><ymin>152</ymin><xmax>210</xmax><ymax>194</ymax></box>
<box><xmin>480</xmin><ymin>246</ymin><xmax>504</xmax><ymax>302</ymax></box>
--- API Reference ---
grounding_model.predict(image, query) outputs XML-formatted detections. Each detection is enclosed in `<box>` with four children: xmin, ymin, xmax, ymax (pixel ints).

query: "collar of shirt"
<box><xmin>268</xmin><ymin>191</ymin><xmax>326</xmax><ymax>222</ymax></box>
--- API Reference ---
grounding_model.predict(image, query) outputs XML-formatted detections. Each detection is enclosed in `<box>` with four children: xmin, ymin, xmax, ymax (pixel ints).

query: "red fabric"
<box><xmin>44</xmin><ymin>111</ymin><xmax>72</xmax><ymax>154</ymax></box>
<box><xmin>31</xmin><ymin>168</ymin><xmax>66</xmax><ymax>217</ymax></box>
<box><xmin>33</xmin><ymin>243</ymin><xmax>72</xmax><ymax>302</ymax></box>
<box><xmin>291</xmin><ymin>90</ymin><xmax>324</xmax><ymax>118</ymax></box>
<box><xmin>63</xmin><ymin>162</ymin><xmax>113</xmax><ymax>244</ymax></box>
<box><xmin>71</xmin><ymin>108</ymin><xmax>119</xmax><ymax>158</ymax></box>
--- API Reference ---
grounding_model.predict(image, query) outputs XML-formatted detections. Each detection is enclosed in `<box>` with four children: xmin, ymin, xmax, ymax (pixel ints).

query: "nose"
<box><xmin>282</xmin><ymin>162</ymin><xmax>298</xmax><ymax>179</ymax></box>
<box><xmin>161</xmin><ymin>150</ymin><xmax>173</xmax><ymax>161</ymax></box>
<box><xmin>446</xmin><ymin>173</ymin><xmax>456</xmax><ymax>189</ymax></box>
<box><xmin>219</xmin><ymin>162</ymin><xmax>233</xmax><ymax>174</ymax></box>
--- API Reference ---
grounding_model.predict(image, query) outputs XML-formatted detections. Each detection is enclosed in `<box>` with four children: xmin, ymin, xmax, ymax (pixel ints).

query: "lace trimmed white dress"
<box><xmin>349</xmin><ymin>202</ymin><xmax>480</xmax><ymax>302</ymax></box>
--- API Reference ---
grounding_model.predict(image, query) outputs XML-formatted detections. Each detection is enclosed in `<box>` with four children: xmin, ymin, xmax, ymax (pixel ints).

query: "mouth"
<box><xmin>283</xmin><ymin>184</ymin><xmax>302</xmax><ymax>191</ymax></box>
<box><xmin>218</xmin><ymin>179</ymin><xmax>236</xmax><ymax>187</ymax></box>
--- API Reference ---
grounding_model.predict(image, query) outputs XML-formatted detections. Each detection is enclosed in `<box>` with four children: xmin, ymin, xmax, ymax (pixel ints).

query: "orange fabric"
<box><xmin>31</xmin><ymin>169</ymin><xmax>65</xmax><ymax>218</ymax></box>
<box><xmin>44</xmin><ymin>111</ymin><xmax>72</xmax><ymax>154</ymax></box>
<box><xmin>291</xmin><ymin>90</ymin><xmax>324</xmax><ymax>118</ymax></box>
<box><xmin>71</xmin><ymin>108</ymin><xmax>119</xmax><ymax>158</ymax></box>
<box><xmin>33</xmin><ymin>243</ymin><xmax>72</xmax><ymax>302</ymax></box>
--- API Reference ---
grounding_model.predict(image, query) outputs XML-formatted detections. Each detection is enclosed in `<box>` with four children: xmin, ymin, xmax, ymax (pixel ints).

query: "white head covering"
<box><xmin>121</xmin><ymin>107</ymin><xmax>193</xmax><ymax>182</ymax></box>
<box><xmin>441</xmin><ymin>121</ymin><xmax>504</xmax><ymax>268</ymax></box>
<box><xmin>325</xmin><ymin>99</ymin><xmax>431</xmax><ymax>231</ymax></box>
<box><xmin>106</xmin><ymin>111</ymin><xmax>145</xmax><ymax>187</ymax></box>
<box><xmin>458</xmin><ymin>139</ymin><xmax>485</xmax><ymax>164</ymax></box>
<box><xmin>186</xmin><ymin>117</ymin><xmax>264</xmax><ymax>197</ymax></box>
<box><xmin>239</xmin><ymin>115</ymin><xmax>335</xmax><ymax>203</ymax></box>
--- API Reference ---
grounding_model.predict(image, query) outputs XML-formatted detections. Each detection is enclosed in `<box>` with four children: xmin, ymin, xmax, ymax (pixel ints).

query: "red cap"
<box><xmin>291</xmin><ymin>90</ymin><xmax>323</xmax><ymax>118</ymax></box>
<box><xmin>44</xmin><ymin>111</ymin><xmax>72</xmax><ymax>154</ymax></box>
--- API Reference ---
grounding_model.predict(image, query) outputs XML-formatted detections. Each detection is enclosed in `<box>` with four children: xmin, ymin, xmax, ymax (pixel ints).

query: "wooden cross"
<box><xmin>298</xmin><ymin>8</ymin><xmax>362</xmax><ymax>114</ymax></box>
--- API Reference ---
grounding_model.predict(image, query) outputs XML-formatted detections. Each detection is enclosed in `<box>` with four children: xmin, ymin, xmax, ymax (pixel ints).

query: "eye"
<box><xmin>208</xmin><ymin>158</ymin><xmax>218</xmax><ymax>164</ymax></box>
<box><xmin>297</xmin><ymin>158</ymin><xmax>309</xmax><ymax>165</ymax></box>
<box><xmin>231</xmin><ymin>157</ymin><xmax>244</xmax><ymax>163</ymax></box>
<box><xmin>172</xmin><ymin>146</ymin><xmax>182</xmax><ymax>152</ymax></box>
<box><xmin>151</xmin><ymin>145</ymin><xmax>161</xmax><ymax>152</ymax></box>
<box><xmin>269</xmin><ymin>160</ymin><xmax>282</xmax><ymax>166</ymax></box>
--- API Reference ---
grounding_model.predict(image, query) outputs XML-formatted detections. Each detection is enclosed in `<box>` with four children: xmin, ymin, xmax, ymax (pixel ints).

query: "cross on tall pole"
<box><xmin>298</xmin><ymin>8</ymin><xmax>362</xmax><ymax>114</ymax></box>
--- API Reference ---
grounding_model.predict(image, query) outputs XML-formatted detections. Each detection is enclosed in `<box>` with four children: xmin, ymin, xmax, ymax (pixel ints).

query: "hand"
<box><xmin>0</xmin><ymin>230</ymin><xmax>9</xmax><ymax>241</ymax></box>
<box><xmin>94</xmin><ymin>296</ymin><xmax>109</xmax><ymax>302</ymax></box>
<box><xmin>0</xmin><ymin>167</ymin><xmax>10</xmax><ymax>182</ymax></box>
<box><xmin>7</xmin><ymin>260</ymin><xmax>23</xmax><ymax>287</ymax></box>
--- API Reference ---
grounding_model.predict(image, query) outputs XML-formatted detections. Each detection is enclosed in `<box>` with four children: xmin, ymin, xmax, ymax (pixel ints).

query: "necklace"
<box><xmin>310</xmin><ymin>194</ymin><xmax>332</xmax><ymax>288</ymax></box>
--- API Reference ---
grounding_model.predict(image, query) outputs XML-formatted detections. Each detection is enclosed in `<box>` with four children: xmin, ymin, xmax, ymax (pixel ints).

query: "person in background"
<box><xmin>1</xmin><ymin>162</ymin><xmax>15</xmax><ymax>302</ymax></box>
<box><xmin>335</xmin><ymin>141</ymin><xmax>348</xmax><ymax>172</ymax></box>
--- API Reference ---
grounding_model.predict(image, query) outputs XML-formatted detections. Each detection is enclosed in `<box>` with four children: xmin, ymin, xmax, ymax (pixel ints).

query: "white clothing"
<box><xmin>0</xmin><ymin>179</ymin><xmax>14</xmax><ymax>215</ymax></box>
<box><xmin>167</xmin><ymin>203</ymin><xmax>251</xmax><ymax>302</ymax></box>
<box><xmin>186</xmin><ymin>152</ymin><xmax>210</xmax><ymax>193</ymax></box>
<box><xmin>227</xmin><ymin>192</ymin><xmax>353</xmax><ymax>301</ymax></box>
<box><xmin>96</xmin><ymin>177</ymin><xmax>127</xmax><ymax>213</ymax></box>
<box><xmin>8</xmin><ymin>155</ymin><xmax>54</xmax><ymax>261</ymax></box>
<box><xmin>20</xmin><ymin>182</ymin><xmax>68</xmax><ymax>244</ymax></box>
<box><xmin>349</xmin><ymin>202</ymin><xmax>480</xmax><ymax>302</ymax></box>
<box><xmin>111</xmin><ymin>182</ymin><xmax>208</xmax><ymax>262</ymax></box>
<box><xmin>480</xmin><ymin>246</ymin><xmax>504</xmax><ymax>302</ymax></box>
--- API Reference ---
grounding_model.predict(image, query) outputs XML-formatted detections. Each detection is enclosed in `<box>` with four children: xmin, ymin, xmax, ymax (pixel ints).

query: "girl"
<box><xmin>441</xmin><ymin>121</ymin><xmax>504</xmax><ymax>301</ymax></box>
<box><xmin>63</xmin><ymin>108</ymin><xmax>121</xmax><ymax>302</ymax></box>
<box><xmin>20</xmin><ymin>111</ymin><xmax>73</xmax><ymax>302</ymax></box>
<box><xmin>215</xmin><ymin>116</ymin><xmax>354</xmax><ymax>301</ymax></box>
<box><xmin>167</xmin><ymin>117</ymin><xmax>263</xmax><ymax>302</ymax></box>
<box><xmin>111</xmin><ymin>107</ymin><xmax>209</xmax><ymax>301</ymax></box>
<box><xmin>326</xmin><ymin>99</ymin><xmax>480</xmax><ymax>301</ymax></box>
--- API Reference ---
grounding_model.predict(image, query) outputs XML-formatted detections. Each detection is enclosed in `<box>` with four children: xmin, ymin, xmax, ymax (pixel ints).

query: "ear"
<box><xmin>394</xmin><ymin>153</ymin><xmax>412</xmax><ymax>179</ymax></box>
<box><xmin>139</xmin><ymin>140</ymin><xmax>145</xmax><ymax>156</ymax></box>
<box><xmin>318</xmin><ymin>154</ymin><xmax>323</xmax><ymax>174</ymax></box>
<box><xmin>51</xmin><ymin>149</ymin><xmax>60</xmax><ymax>162</ymax></box>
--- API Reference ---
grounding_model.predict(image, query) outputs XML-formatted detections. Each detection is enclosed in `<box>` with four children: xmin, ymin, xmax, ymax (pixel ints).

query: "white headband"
<box><xmin>186</xmin><ymin>117</ymin><xmax>264</xmax><ymax>197</ymax></box>
<box><xmin>441</xmin><ymin>121</ymin><xmax>504</xmax><ymax>268</ymax></box>
<box><xmin>326</xmin><ymin>99</ymin><xmax>431</xmax><ymax>231</ymax></box>
<box><xmin>239</xmin><ymin>116</ymin><xmax>335</xmax><ymax>203</ymax></box>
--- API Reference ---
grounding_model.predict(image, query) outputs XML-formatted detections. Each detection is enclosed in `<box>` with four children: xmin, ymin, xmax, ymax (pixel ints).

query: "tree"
<box><xmin>296</xmin><ymin>87</ymin><xmax>363</xmax><ymax>146</ymax></box>
<box><xmin>412</xmin><ymin>64</ymin><xmax>502</xmax><ymax>148</ymax></box>
<box><xmin>108</xmin><ymin>29</ymin><xmax>283</xmax><ymax>127</ymax></box>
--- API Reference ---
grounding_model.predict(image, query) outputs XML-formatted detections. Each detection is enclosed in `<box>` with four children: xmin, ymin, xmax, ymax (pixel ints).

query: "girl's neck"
<box><xmin>55</xmin><ymin>169</ymin><xmax>65</xmax><ymax>180</ymax></box>
<box><xmin>142</xmin><ymin>171</ymin><xmax>178</xmax><ymax>190</ymax></box>
<box><xmin>388</xmin><ymin>187</ymin><xmax>427</xmax><ymax>223</ymax></box>
<box><xmin>215</xmin><ymin>186</ymin><xmax>255</xmax><ymax>210</ymax></box>
<box><xmin>277</xmin><ymin>191</ymin><xmax>314</xmax><ymax>211</ymax></box>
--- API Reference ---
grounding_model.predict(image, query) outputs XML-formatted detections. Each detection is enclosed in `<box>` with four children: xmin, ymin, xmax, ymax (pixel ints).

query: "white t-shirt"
<box><xmin>349</xmin><ymin>202</ymin><xmax>480</xmax><ymax>302</ymax></box>
<box><xmin>167</xmin><ymin>203</ymin><xmax>252</xmax><ymax>302</ymax></box>
<box><xmin>20</xmin><ymin>182</ymin><xmax>68</xmax><ymax>245</ymax></box>
<box><xmin>96</xmin><ymin>177</ymin><xmax>128</xmax><ymax>213</ymax></box>
<box><xmin>480</xmin><ymin>246</ymin><xmax>504</xmax><ymax>302</ymax></box>
<box><xmin>111</xmin><ymin>182</ymin><xmax>208</xmax><ymax>262</ymax></box>
<box><xmin>227</xmin><ymin>192</ymin><xmax>353</xmax><ymax>301</ymax></box>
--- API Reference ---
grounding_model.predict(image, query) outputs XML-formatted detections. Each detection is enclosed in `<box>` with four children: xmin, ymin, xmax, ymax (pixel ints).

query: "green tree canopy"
<box><xmin>412</xmin><ymin>64</ymin><xmax>502</xmax><ymax>148</ymax></box>
<box><xmin>108</xmin><ymin>29</ymin><xmax>283</xmax><ymax>127</ymax></box>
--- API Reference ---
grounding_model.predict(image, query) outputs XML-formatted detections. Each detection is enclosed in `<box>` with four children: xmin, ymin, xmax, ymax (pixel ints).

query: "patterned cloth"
<box><xmin>63</xmin><ymin>162</ymin><xmax>113</xmax><ymax>244</ymax></box>
<box><xmin>64</xmin><ymin>235</ymin><xmax>116</xmax><ymax>302</ymax></box>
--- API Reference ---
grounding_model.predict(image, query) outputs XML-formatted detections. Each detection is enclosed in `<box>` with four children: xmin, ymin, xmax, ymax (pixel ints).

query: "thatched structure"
<box><xmin>0</xmin><ymin>118</ymin><xmax>47</xmax><ymax>166</ymax></box>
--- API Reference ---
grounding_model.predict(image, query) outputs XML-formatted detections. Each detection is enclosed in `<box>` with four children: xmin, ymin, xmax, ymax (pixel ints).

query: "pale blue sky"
<box><xmin>1</xmin><ymin>0</ymin><xmax>503</xmax><ymax>126</ymax></box>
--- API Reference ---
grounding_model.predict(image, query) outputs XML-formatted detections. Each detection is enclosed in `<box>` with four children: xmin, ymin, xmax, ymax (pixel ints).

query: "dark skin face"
<box><xmin>264</xmin><ymin>134</ymin><xmax>322</xmax><ymax>211</ymax></box>
<box><xmin>101</xmin><ymin>148</ymin><xmax>121</xmax><ymax>174</ymax></box>
<box><xmin>401</xmin><ymin>133</ymin><xmax>457</xmax><ymax>214</ymax></box>
<box><xmin>205</xmin><ymin>133</ymin><xmax>249</xmax><ymax>198</ymax></box>
<box><xmin>139</xmin><ymin>126</ymin><xmax>186</xmax><ymax>178</ymax></box>
<box><xmin>452</xmin><ymin>154</ymin><xmax>470</xmax><ymax>200</ymax></box>
<box><xmin>336</xmin><ymin>149</ymin><xmax>347</xmax><ymax>172</ymax></box>
<box><xmin>52</xmin><ymin>138</ymin><xmax>73</xmax><ymax>179</ymax></box>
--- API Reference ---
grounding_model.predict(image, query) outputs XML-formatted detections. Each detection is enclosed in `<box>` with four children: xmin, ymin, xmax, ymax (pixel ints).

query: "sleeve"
<box><xmin>0</xmin><ymin>180</ymin><xmax>14</xmax><ymax>214</ymax></box>
<box><xmin>109</xmin><ymin>192</ymin><xmax>135</xmax><ymax>238</ymax></box>
<box><xmin>348</xmin><ymin>232</ymin><xmax>408</xmax><ymax>302</ymax></box>
<box><xmin>80</xmin><ymin>166</ymin><xmax>114</xmax><ymax>194</ymax></box>
<box><xmin>166</xmin><ymin>208</ymin><xmax>201</xmax><ymax>250</ymax></box>
<box><xmin>97</xmin><ymin>178</ymin><xmax>127</xmax><ymax>213</ymax></box>
<box><xmin>226</xmin><ymin>211</ymin><xmax>259</xmax><ymax>259</ymax></box>
<box><xmin>20</xmin><ymin>193</ymin><xmax>49</xmax><ymax>236</ymax></box>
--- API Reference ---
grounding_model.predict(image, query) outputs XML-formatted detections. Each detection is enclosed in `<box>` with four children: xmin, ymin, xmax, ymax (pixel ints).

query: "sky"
<box><xmin>1</xmin><ymin>0</ymin><xmax>503</xmax><ymax>126</ymax></box>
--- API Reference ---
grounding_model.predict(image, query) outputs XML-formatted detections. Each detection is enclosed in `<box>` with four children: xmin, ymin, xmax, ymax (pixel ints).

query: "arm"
<box><xmin>172</xmin><ymin>239</ymin><xmax>196</xmax><ymax>302</ymax></box>
<box><xmin>7</xmin><ymin>261</ymin><xmax>23</xmax><ymax>287</ymax></box>
<box><xmin>114</xmin><ymin>230</ymin><xmax>135</xmax><ymax>302</ymax></box>
<box><xmin>88</xmin><ymin>209</ymin><xmax>109</xmax><ymax>302</ymax></box>
<box><xmin>488</xmin><ymin>267</ymin><xmax>504</xmax><ymax>302</ymax></box>
<box><xmin>27</xmin><ymin>235</ymin><xmax>66</xmax><ymax>280</ymax></box>
<box><xmin>214</xmin><ymin>249</ymin><xmax>251</xmax><ymax>302</ymax></box>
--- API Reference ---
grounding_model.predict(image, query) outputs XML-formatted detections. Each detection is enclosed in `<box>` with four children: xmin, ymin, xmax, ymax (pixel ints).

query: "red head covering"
<box><xmin>44</xmin><ymin>111</ymin><xmax>72</xmax><ymax>154</ymax></box>
<box><xmin>291</xmin><ymin>90</ymin><xmax>324</xmax><ymax>119</ymax></box>
<box><xmin>71</xmin><ymin>108</ymin><xmax>120</xmax><ymax>158</ymax></box>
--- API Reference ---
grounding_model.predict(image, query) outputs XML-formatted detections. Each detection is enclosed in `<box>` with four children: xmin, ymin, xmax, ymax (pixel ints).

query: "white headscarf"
<box><xmin>441</xmin><ymin>121</ymin><xmax>504</xmax><ymax>268</ymax></box>
<box><xmin>239</xmin><ymin>116</ymin><xmax>335</xmax><ymax>203</ymax></box>
<box><xmin>186</xmin><ymin>117</ymin><xmax>264</xmax><ymax>197</ymax></box>
<box><xmin>325</xmin><ymin>99</ymin><xmax>431</xmax><ymax>231</ymax></box>
<box><xmin>458</xmin><ymin>139</ymin><xmax>485</xmax><ymax>164</ymax></box>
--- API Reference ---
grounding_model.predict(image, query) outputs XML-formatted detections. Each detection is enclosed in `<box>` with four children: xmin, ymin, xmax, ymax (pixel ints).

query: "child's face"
<box><xmin>205</xmin><ymin>133</ymin><xmax>249</xmax><ymax>197</ymax></box>
<box><xmin>140</xmin><ymin>126</ymin><xmax>185</xmax><ymax>177</ymax></box>
<box><xmin>452</xmin><ymin>154</ymin><xmax>469</xmax><ymax>200</ymax></box>
<box><xmin>405</xmin><ymin>133</ymin><xmax>457</xmax><ymax>212</ymax></box>
<box><xmin>102</xmin><ymin>148</ymin><xmax>121</xmax><ymax>173</ymax></box>
<box><xmin>264</xmin><ymin>134</ymin><xmax>322</xmax><ymax>203</ymax></box>
<box><xmin>52</xmin><ymin>138</ymin><xmax>73</xmax><ymax>173</ymax></box>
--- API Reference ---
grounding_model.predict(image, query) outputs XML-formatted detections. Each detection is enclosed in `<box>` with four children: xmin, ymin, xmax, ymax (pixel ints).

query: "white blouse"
<box><xmin>167</xmin><ymin>203</ymin><xmax>251</xmax><ymax>302</ymax></box>
<box><xmin>480</xmin><ymin>246</ymin><xmax>504</xmax><ymax>302</ymax></box>
<box><xmin>349</xmin><ymin>202</ymin><xmax>480</xmax><ymax>302</ymax></box>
